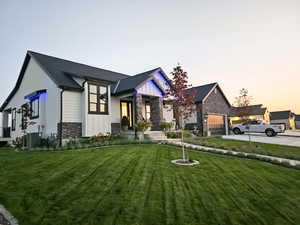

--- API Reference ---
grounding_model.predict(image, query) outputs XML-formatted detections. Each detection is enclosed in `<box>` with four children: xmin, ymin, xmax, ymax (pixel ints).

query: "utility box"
<box><xmin>26</xmin><ymin>133</ymin><xmax>40</xmax><ymax>148</ymax></box>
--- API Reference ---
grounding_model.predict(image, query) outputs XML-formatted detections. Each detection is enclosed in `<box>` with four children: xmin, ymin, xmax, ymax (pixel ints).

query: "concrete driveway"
<box><xmin>222</xmin><ymin>134</ymin><xmax>300</xmax><ymax>147</ymax></box>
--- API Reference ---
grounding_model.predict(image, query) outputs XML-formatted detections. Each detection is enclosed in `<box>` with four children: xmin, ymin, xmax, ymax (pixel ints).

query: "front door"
<box><xmin>120</xmin><ymin>101</ymin><xmax>133</xmax><ymax>129</ymax></box>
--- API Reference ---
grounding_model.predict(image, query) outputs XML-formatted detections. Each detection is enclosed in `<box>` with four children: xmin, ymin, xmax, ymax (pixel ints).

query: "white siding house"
<box><xmin>3</xmin><ymin>57</ymin><xmax>61</xmax><ymax>139</ymax></box>
<box><xmin>0</xmin><ymin>51</ymin><xmax>174</xmax><ymax>146</ymax></box>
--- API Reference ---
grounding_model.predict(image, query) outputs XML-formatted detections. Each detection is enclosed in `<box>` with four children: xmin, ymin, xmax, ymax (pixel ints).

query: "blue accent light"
<box><xmin>24</xmin><ymin>90</ymin><xmax>47</xmax><ymax>100</ymax></box>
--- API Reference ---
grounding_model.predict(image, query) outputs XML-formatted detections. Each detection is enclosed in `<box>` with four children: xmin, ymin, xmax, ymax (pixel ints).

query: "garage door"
<box><xmin>207</xmin><ymin>114</ymin><xmax>225</xmax><ymax>135</ymax></box>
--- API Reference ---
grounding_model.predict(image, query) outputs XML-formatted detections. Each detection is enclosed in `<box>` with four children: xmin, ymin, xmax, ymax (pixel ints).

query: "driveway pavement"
<box><xmin>223</xmin><ymin>134</ymin><xmax>300</xmax><ymax>147</ymax></box>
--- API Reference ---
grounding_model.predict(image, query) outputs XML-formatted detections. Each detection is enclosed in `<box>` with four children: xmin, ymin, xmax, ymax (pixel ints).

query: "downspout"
<box><xmin>59</xmin><ymin>89</ymin><xmax>64</xmax><ymax>147</ymax></box>
<box><xmin>81</xmin><ymin>80</ymin><xmax>87</xmax><ymax>137</ymax></box>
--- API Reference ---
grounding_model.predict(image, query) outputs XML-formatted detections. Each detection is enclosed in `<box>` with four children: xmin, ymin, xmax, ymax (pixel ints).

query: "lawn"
<box><xmin>0</xmin><ymin>145</ymin><xmax>300</xmax><ymax>225</ymax></box>
<box><xmin>185</xmin><ymin>136</ymin><xmax>300</xmax><ymax>160</ymax></box>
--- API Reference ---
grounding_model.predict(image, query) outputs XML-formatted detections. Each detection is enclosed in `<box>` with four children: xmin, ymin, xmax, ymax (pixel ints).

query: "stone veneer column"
<box><xmin>150</xmin><ymin>97</ymin><xmax>163</xmax><ymax>131</ymax></box>
<box><xmin>134</xmin><ymin>93</ymin><xmax>143</xmax><ymax>123</ymax></box>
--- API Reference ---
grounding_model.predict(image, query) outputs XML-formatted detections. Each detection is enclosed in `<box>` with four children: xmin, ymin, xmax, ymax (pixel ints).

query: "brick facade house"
<box><xmin>184</xmin><ymin>83</ymin><xmax>231</xmax><ymax>136</ymax></box>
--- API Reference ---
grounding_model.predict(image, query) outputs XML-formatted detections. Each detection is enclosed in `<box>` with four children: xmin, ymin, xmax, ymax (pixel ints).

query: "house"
<box><xmin>0</xmin><ymin>51</ymin><xmax>174</xmax><ymax>145</ymax></box>
<box><xmin>229</xmin><ymin>104</ymin><xmax>270</xmax><ymax>124</ymax></box>
<box><xmin>270</xmin><ymin>110</ymin><xmax>295</xmax><ymax>130</ymax></box>
<box><xmin>183</xmin><ymin>83</ymin><xmax>231</xmax><ymax>136</ymax></box>
<box><xmin>294</xmin><ymin>114</ymin><xmax>300</xmax><ymax>129</ymax></box>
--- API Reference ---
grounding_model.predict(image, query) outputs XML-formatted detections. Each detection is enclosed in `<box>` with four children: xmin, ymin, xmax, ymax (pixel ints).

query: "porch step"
<box><xmin>144</xmin><ymin>131</ymin><xmax>167</xmax><ymax>141</ymax></box>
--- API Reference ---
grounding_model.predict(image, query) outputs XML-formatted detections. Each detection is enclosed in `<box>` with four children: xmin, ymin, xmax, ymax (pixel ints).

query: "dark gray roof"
<box><xmin>0</xmin><ymin>51</ymin><xmax>165</xmax><ymax>111</ymax></box>
<box><xmin>113</xmin><ymin>68</ymin><xmax>160</xmax><ymax>95</ymax></box>
<box><xmin>186</xmin><ymin>83</ymin><xmax>217</xmax><ymax>102</ymax></box>
<box><xmin>185</xmin><ymin>82</ymin><xmax>231</xmax><ymax>106</ymax></box>
<box><xmin>270</xmin><ymin>110</ymin><xmax>293</xmax><ymax>120</ymax></box>
<box><xmin>28</xmin><ymin>51</ymin><xmax>129</xmax><ymax>90</ymax></box>
<box><xmin>295</xmin><ymin>114</ymin><xmax>300</xmax><ymax>121</ymax></box>
<box><xmin>230</xmin><ymin>104</ymin><xmax>267</xmax><ymax>117</ymax></box>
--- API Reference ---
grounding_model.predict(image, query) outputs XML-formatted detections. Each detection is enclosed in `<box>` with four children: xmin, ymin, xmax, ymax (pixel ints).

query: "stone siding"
<box><xmin>57</xmin><ymin>122</ymin><xmax>82</xmax><ymax>139</ymax></box>
<box><xmin>150</xmin><ymin>97</ymin><xmax>163</xmax><ymax>130</ymax></box>
<box><xmin>134</xmin><ymin>94</ymin><xmax>143</xmax><ymax>122</ymax></box>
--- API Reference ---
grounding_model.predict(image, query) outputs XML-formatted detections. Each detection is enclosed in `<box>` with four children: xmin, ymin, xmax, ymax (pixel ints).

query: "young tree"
<box><xmin>167</xmin><ymin>65</ymin><xmax>196</xmax><ymax>161</ymax></box>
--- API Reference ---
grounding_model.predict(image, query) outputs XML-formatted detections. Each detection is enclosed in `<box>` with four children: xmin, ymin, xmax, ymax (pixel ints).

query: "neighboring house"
<box><xmin>229</xmin><ymin>104</ymin><xmax>270</xmax><ymax>124</ymax></box>
<box><xmin>183</xmin><ymin>83</ymin><xmax>231</xmax><ymax>136</ymax></box>
<box><xmin>294</xmin><ymin>114</ymin><xmax>300</xmax><ymax>129</ymax></box>
<box><xmin>0</xmin><ymin>51</ymin><xmax>174</xmax><ymax>145</ymax></box>
<box><xmin>270</xmin><ymin>110</ymin><xmax>295</xmax><ymax>130</ymax></box>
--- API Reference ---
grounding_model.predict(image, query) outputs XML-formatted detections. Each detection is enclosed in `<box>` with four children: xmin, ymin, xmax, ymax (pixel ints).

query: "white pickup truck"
<box><xmin>231</xmin><ymin>120</ymin><xmax>285</xmax><ymax>137</ymax></box>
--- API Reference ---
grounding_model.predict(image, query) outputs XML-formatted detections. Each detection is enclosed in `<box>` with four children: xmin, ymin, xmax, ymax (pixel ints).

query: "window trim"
<box><xmin>11</xmin><ymin>108</ymin><xmax>16</xmax><ymax>131</ymax></box>
<box><xmin>88</xmin><ymin>83</ymin><xmax>109</xmax><ymax>115</ymax></box>
<box><xmin>30</xmin><ymin>97</ymin><xmax>39</xmax><ymax>119</ymax></box>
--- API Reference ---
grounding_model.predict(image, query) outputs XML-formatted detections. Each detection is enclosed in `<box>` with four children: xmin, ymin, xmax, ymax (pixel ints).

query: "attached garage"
<box><xmin>184</xmin><ymin>83</ymin><xmax>231</xmax><ymax>136</ymax></box>
<box><xmin>207</xmin><ymin>114</ymin><xmax>226</xmax><ymax>135</ymax></box>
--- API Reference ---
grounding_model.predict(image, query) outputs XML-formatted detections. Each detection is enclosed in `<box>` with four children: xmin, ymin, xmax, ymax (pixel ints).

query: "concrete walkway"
<box><xmin>167</xmin><ymin>140</ymin><xmax>300</xmax><ymax>166</ymax></box>
<box><xmin>223</xmin><ymin>134</ymin><xmax>300</xmax><ymax>147</ymax></box>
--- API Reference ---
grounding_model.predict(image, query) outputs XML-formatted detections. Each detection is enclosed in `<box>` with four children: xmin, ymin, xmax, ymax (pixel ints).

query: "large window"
<box><xmin>11</xmin><ymin>108</ymin><xmax>16</xmax><ymax>131</ymax></box>
<box><xmin>30</xmin><ymin>97</ymin><xmax>39</xmax><ymax>119</ymax></box>
<box><xmin>88</xmin><ymin>83</ymin><xmax>108</xmax><ymax>114</ymax></box>
<box><xmin>145</xmin><ymin>103</ymin><xmax>151</xmax><ymax>121</ymax></box>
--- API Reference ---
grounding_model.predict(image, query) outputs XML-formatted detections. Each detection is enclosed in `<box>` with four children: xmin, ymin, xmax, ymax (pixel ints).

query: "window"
<box><xmin>11</xmin><ymin>108</ymin><xmax>16</xmax><ymax>131</ymax></box>
<box><xmin>145</xmin><ymin>103</ymin><xmax>151</xmax><ymax>121</ymax></box>
<box><xmin>88</xmin><ymin>83</ymin><xmax>108</xmax><ymax>114</ymax></box>
<box><xmin>30</xmin><ymin>98</ymin><xmax>39</xmax><ymax>119</ymax></box>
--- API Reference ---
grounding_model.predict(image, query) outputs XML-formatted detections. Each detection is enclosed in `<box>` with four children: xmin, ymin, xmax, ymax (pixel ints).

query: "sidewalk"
<box><xmin>167</xmin><ymin>140</ymin><xmax>300</xmax><ymax>166</ymax></box>
<box><xmin>280</xmin><ymin>130</ymin><xmax>300</xmax><ymax>137</ymax></box>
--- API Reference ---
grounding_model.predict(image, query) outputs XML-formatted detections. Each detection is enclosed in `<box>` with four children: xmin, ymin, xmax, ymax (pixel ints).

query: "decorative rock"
<box><xmin>0</xmin><ymin>204</ymin><xmax>18</xmax><ymax>225</ymax></box>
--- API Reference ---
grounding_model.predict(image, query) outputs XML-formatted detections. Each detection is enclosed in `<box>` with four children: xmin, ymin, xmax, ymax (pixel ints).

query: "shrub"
<box><xmin>13</xmin><ymin>137</ymin><xmax>24</xmax><ymax>148</ymax></box>
<box><xmin>133</xmin><ymin>121</ymin><xmax>152</xmax><ymax>132</ymax></box>
<box><xmin>65</xmin><ymin>137</ymin><xmax>79</xmax><ymax>149</ymax></box>
<box><xmin>166</xmin><ymin>131</ymin><xmax>192</xmax><ymax>139</ymax></box>
<box><xmin>84</xmin><ymin>133</ymin><xmax>121</xmax><ymax>145</ymax></box>
<box><xmin>159</xmin><ymin>122</ymin><xmax>173</xmax><ymax>132</ymax></box>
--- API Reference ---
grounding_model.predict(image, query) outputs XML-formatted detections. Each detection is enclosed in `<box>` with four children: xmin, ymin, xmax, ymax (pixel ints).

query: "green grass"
<box><xmin>185</xmin><ymin>136</ymin><xmax>300</xmax><ymax>160</ymax></box>
<box><xmin>0</xmin><ymin>145</ymin><xmax>300</xmax><ymax>225</ymax></box>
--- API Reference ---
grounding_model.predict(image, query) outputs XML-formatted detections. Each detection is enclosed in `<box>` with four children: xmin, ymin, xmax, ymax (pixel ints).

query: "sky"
<box><xmin>0</xmin><ymin>0</ymin><xmax>299</xmax><ymax>113</ymax></box>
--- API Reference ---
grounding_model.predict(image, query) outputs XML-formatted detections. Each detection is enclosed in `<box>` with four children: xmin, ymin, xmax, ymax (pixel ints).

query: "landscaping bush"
<box><xmin>133</xmin><ymin>121</ymin><xmax>152</xmax><ymax>132</ymax></box>
<box><xmin>159</xmin><ymin>122</ymin><xmax>173</xmax><ymax>132</ymax></box>
<box><xmin>166</xmin><ymin>130</ymin><xmax>192</xmax><ymax>139</ymax></box>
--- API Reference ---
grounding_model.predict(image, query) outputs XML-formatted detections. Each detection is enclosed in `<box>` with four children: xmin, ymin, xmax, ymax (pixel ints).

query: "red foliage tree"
<box><xmin>167</xmin><ymin>65</ymin><xmax>196</xmax><ymax>123</ymax></box>
<box><xmin>166</xmin><ymin>65</ymin><xmax>196</xmax><ymax>161</ymax></box>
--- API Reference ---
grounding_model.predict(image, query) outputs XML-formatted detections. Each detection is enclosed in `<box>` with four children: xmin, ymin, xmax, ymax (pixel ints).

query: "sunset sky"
<box><xmin>1</xmin><ymin>0</ymin><xmax>299</xmax><ymax>113</ymax></box>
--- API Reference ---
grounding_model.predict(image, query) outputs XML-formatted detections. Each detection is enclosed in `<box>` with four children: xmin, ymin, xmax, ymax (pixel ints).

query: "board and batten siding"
<box><xmin>4</xmin><ymin>57</ymin><xmax>61</xmax><ymax>139</ymax></box>
<box><xmin>62</xmin><ymin>91</ymin><xmax>82</xmax><ymax>122</ymax></box>
<box><xmin>137</xmin><ymin>80</ymin><xmax>163</xmax><ymax>97</ymax></box>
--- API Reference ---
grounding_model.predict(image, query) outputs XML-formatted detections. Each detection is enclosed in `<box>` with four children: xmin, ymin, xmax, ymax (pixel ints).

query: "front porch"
<box><xmin>119</xmin><ymin>93</ymin><xmax>164</xmax><ymax>131</ymax></box>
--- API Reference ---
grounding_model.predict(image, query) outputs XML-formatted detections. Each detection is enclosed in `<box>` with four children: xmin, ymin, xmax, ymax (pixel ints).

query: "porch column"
<box><xmin>150</xmin><ymin>97</ymin><xmax>163</xmax><ymax>131</ymax></box>
<box><xmin>134</xmin><ymin>93</ymin><xmax>143</xmax><ymax>123</ymax></box>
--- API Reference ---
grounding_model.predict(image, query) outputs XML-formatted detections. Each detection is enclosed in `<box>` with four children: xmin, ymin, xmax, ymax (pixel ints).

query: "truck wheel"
<box><xmin>265</xmin><ymin>129</ymin><xmax>275</xmax><ymax>137</ymax></box>
<box><xmin>233</xmin><ymin>128</ymin><xmax>241</xmax><ymax>135</ymax></box>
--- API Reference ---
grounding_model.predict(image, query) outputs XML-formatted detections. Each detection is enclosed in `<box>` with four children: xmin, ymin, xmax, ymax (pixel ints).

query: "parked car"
<box><xmin>231</xmin><ymin>120</ymin><xmax>285</xmax><ymax>137</ymax></box>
